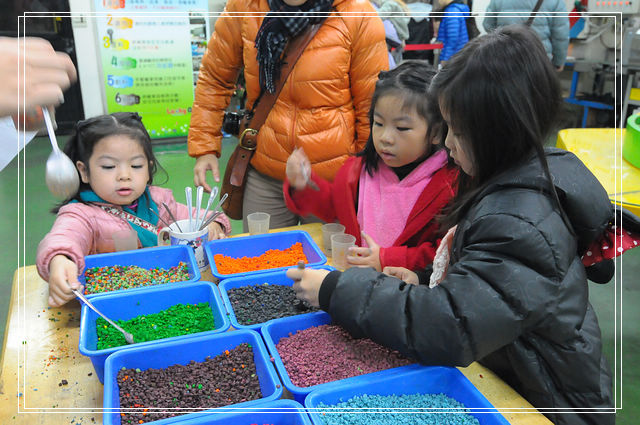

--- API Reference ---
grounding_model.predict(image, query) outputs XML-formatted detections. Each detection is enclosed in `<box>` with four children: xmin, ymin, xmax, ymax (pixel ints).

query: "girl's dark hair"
<box><xmin>358</xmin><ymin>60</ymin><xmax>447</xmax><ymax>175</ymax></box>
<box><xmin>431</xmin><ymin>24</ymin><xmax>564</xmax><ymax>227</ymax></box>
<box><xmin>52</xmin><ymin>112</ymin><xmax>162</xmax><ymax>213</ymax></box>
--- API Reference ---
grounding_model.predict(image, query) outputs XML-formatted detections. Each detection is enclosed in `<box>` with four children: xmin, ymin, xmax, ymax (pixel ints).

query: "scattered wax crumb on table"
<box><xmin>96</xmin><ymin>303</ymin><xmax>215</xmax><ymax>349</ymax></box>
<box><xmin>227</xmin><ymin>283</ymin><xmax>319</xmax><ymax>325</ymax></box>
<box><xmin>83</xmin><ymin>262</ymin><xmax>191</xmax><ymax>295</ymax></box>
<box><xmin>276</xmin><ymin>324</ymin><xmax>413</xmax><ymax>387</ymax></box>
<box><xmin>117</xmin><ymin>343</ymin><xmax>261</xmax><ymax>424</ymax></box>
<box><xmin>316</xmin><ymin>393</ymin><xmax>481</xmax><ymax>425</ymax></box>
<box><xmin>213</xmin><ymin>242</ymin><xmax>308</xmax><ymax>275</ymax></box>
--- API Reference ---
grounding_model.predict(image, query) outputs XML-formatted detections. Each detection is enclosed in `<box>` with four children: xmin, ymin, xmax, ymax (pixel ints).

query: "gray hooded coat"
<box><xmin>319</xmin><ymin>148</ymin><xmax>614</xmax><ymax>425</ymax></box>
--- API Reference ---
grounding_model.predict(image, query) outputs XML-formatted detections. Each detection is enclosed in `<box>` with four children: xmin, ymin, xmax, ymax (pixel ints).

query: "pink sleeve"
<box><xmin>36</xmin><ymin>206</ymin><xmax>95</xmax><ymax>282</ymax></box>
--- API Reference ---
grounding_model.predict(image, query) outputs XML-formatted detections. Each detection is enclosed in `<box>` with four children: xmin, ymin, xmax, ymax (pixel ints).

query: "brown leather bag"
<box><xmin>220</xmin><ymin>24</ymin><xmax>322</xmax><ymax>220</ymax></box>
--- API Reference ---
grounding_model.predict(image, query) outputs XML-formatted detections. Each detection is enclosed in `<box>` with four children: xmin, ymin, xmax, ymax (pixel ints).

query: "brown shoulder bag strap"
<box><xmin>525</xmin><ymin>0</ymin><xmax>545</xmax><ymax>26</ymax></box>
<box><xmin>228</xmin><ymin>22</ymin><xmax>322</xmax><ymax>187</ymax></box>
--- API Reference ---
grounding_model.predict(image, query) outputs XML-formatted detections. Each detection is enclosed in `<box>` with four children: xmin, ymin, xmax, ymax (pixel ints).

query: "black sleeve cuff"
<box><xmin>319</xmin><ymin>270</ymin><xmax>342</xmax><ymax>311</ymax></box>
<box><xmin>415</xmin><ymin>265</ymin><xmax>433</xmax><ymax>285</ymax></box>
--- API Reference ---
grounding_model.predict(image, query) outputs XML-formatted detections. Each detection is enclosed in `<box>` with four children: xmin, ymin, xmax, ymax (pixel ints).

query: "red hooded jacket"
<box><xmin>284</xmin><ymin>156</ymin><xmax>458</xmax><ymax>270</ymax></box>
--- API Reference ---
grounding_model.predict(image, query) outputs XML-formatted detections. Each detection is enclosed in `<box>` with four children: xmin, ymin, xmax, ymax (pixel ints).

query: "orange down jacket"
<box><xmin>188</xmin><ymin>0</ymin><xmax>389</xmax><ymax>182</ymax></box>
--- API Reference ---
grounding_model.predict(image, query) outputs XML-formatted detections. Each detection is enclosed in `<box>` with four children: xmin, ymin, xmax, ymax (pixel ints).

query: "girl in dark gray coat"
<box><xmin>287</xmin><ymin>25</ymin><xmax>614</xmax><ymax>425</ymax></box>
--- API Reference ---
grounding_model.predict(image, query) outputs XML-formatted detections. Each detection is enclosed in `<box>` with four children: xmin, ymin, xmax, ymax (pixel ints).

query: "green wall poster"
<box><xmin>95</xmin><ymin>0</ymin><xmax>209</xmax><ymax>139</ymax></box>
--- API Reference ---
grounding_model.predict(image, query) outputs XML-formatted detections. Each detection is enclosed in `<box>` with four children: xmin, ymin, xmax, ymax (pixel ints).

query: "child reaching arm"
<box><xmin>36</xmin><ymin>112</ymin><xmax>231</xmax><ymax>307</ymax></box>
<box><xmin>287</xmin><ymin>26</ymin><xmax>615</xmax><ymax>425</ymax></box>
<box><xmin>284</xmin><ymin>60</ymin><xmax>458</xmax><ymax>272</ymax></box>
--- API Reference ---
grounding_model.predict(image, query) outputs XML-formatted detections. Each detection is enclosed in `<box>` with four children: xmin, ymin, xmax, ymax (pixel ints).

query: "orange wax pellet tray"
<box><xmin>204</xmin><ymin>230</ymin><xmax>327</xmax><ymax>280</ymax></box>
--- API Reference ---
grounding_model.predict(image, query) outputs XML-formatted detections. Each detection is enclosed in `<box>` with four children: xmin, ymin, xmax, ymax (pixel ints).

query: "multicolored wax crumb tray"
<box><xmin>305</xmin><ymin>365</ymin><xmax>510</xmax><ymax>425</ymax></box>
<box><xmin>79</xmin><ymin>245</ymin><xmax>200</xmax><ymax>298</ymax></box>
<box><xmin>261</xmin><ymin>312</ymin><xmax>415</xmax><ymax>404</ymax></box>
<box><xmin>79</xmin><ymin>281</ymin><xmax>229</xmax><ymax>384</ymax></box>
<box><xmin>204</xmin><ymin>230</ymin><xmax>327</xmax><ymax>280</ymax></box>
<box><xmin>102</xmin><ymin>330</ymin><xmax>282</xmax><ymax>425</ymax></box>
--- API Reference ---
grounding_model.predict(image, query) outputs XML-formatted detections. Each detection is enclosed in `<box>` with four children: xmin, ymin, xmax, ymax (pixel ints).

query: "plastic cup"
<box><xmin>321</xmin><ymin>223</ymin><xmax>345</xmax><ymax>256</ymax></box>
<box><xmin>112</xmin><ymin>229</ymin><xmax>138</xmax><ymax>252</ymax></box>
<box><xmin>331</xmin><ymin>233</ymin><xmax>356</xmax><ymax>270</ymax></box>
<box><xmin>157</xmin><ymin>219</ymin><xmax>210</xmax><ymax>273</ymax></box>
<box><xmin>247</xmin><ymin>212</ymin><xmax>270</xmax><ymax>235</ymax></box>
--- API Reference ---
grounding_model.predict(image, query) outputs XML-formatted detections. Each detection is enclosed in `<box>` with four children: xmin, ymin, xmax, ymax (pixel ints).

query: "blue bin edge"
<box><xmin>102</xmin><ymin>329</ymin><xmax>283</xmax><ymax>425</ymax></box>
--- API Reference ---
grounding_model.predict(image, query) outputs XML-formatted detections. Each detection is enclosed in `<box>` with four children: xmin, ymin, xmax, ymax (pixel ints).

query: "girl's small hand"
<box><xmin>48</xmin><ymin>254</ymin><xmax>83</xmax><ymax>307</ymax></box>
<box><xmin>286</xmin><ymin>267</ymin><xmax>330</xmax><ymax>308</ymax></box>
<box><xmin>286</xmin><ymin>148</ymin><xmax>311</xmax><ymax>191</ymax></box>
<box><xmin>207</xmin><ymin>221</ymin><xmax>226</xmax><ymax>240</ymax></box>
<box><xmin>382</xmin><ymin>266</ymin><xmax>419</xmax><ymax>285</ymax></box>
<box><xmin>346</xmin><ymin>232</ymin><xmax>382</xmax><ymax>272</ymax></box>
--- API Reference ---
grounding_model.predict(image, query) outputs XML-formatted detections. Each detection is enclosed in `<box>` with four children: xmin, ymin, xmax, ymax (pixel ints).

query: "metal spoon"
<box><xmin>197</xmin><ymin>186</ymin><xmax>218</xmax><ymax>231</ymax></box>
<box><xmin>72</xmin><ymin>289</ymin><xmax>134</xmax><ymax>344</ymax></box>
<box><xmin>43</xmin><ymin>108</ymin><xmax>79</xmax><ymax>199</ymax></box>
<box><xmin>198</xmin><ymin>193</ymin><xmax>228</xmax><ymax>231</ymax></box>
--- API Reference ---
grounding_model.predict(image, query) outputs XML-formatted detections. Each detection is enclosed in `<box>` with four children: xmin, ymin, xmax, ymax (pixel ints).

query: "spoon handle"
<box><xmin>42</xmin><ymin>108</ymin><xmax>60</xmax><ymax>153</ymax></box>
<box><xmin>185</xmin><ymin>187</ymin><xmax>193</xmax><ymax>232</ymax></box>
<box><xmin>72</xmin><ymin>289</ymin><xmax>132</xmax><ymax>340</ymax></box>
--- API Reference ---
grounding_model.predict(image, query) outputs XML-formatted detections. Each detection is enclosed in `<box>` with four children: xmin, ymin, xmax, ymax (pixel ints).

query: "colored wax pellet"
<box><xmin>96</xmin><ymin>302</ymin><xmax>215</xmax><ymax>349</ymax></box>
<box><xmin>84</xmin><ymin>262</ymin><xmax>190</xmax><ymax>295</ymax></box>
<box><xmin>117</xmin><ymin>343</ymin><xmax>261</xmax><ymax>424</ymax></box>
<box><xmin>316</xmin><ymin>393</ymin><xmax>481</xmax><ymax>425</ymax></box>
<box><xmin>213</xmin><ymin>242</ymin><xmax>307</xmax><ymax>275</ymax></box>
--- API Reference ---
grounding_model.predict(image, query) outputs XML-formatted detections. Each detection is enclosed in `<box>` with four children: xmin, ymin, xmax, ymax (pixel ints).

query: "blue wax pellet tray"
<box><xmin>204</xmin><ymin>230</ymin><xmax>327</xmax><ymax>280</ymax></box>
<box><xmin>219</xmin><ymin>266</ymin><xmax>335</xmax><ymax>333</ymax></box>
<box><xmin>102</xmin><ymin>330</ymin><xmax>282</xmax><ymax>425</ymax></box>
<box><xmin>79</xmin><ymin>245</ymin><xmax>200</xmax><ymax>299</ymax></box>
<box><xmin>171</xmin><ymin>399</ymin><xmax>312</xmax><ymax>425</ymax></box>
<box><xmin>261</xmin><ymin>312</ymin><xmax>416</xmax><ymax>404</ymax></box>
<box><xmin>305</xmin><ymin>364</ymin><xmax>510</xmax><ymax>425</ymax></box>
<box><xmin>79</xmin><ymin>281</ymin><xmax>229</xmax><ymax>384</ymax></box>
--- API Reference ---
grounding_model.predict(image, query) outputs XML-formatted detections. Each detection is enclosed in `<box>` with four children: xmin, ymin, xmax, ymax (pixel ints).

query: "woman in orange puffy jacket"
<box><xmin>188</xmin><ymin>0</ymin><xmax>389</xmax><ymax>232</ymax></box>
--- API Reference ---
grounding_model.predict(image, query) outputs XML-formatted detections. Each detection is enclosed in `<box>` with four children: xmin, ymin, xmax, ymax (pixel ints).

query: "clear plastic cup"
<box><xmin>112</xmin><ymin>229</ymin><xmax>138</xmax><ymax>252</ymax></box>
<box><xmin>322</xmin><ymin>223</ymin><xmax>346</xmax><ymax>256</ymax></box>
<box><xmin>331</xmin><ymin>233</ymin><xmax>356</xmax><ymax>270</ymax></box>
<box><xmin>247</xmin><ymin>212</ymin><xmax>271</xmax><ymax>235</ymax></box>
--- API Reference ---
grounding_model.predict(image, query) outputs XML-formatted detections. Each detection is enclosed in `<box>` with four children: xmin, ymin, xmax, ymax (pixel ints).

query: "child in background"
<box><xmin>37</xmin><ymin>112</ymin><xmax>231</xmax><ymax>307</ymax></box>
<box><xmin>288</xmin><ymin>26</ymin><xmax>614</xmax><ymax>425</ymax></box>
<box><xmin>284</xmin><ymin>60</ymin><xmax>457</xmax><ymax>272</ymax></box>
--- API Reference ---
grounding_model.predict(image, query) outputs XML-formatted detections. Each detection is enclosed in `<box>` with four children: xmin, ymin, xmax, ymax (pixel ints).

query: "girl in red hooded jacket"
<box><xmin>284</xmin><ymin>60</ymin><xmax>457</xmax><ymax>272</ymax></box>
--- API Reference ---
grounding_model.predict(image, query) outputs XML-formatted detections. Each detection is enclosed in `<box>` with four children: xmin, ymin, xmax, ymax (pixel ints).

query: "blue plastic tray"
<box><xmin>305</xmin><ymin>365</ymin><xmax>510</xmax><ymax>425</ymax></box>
<box><xmin>204</xmin><ymin>230</ymin><xmax>327</xmax><ymax>280</ymax></box>
<box><xmin>261</xmin><ymin>312</ymin><xmax>415</xmax><ymax>403</ymax></box>
<box><xmin>80</xmin><ymin>245</ymin><xmax>200</xmax><ymax>298</ymax></box>
<box><xmin>79</xmin><ymin>281</ymin><xmax>229</xmax><ymax>383</ymax></box>
<box><xmin>219</xmin><ymin>266</ymin><xmax>335</xmax><ymax>333</ymax></box>
<box><xmin>171</xmin><ymin>399</ymin><xmax>312</xmax><ymax>425</ymax></box>
<box><xmin>103</xmin><ymin>330</ymin><xmax>283</xmax><ymax>425</ymax></box>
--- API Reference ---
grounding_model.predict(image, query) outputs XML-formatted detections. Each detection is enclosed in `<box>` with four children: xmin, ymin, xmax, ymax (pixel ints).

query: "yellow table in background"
<box><xmin>557</xmin><ymin>128</ymin><xmax>640</xmax><ymax>216</ymax></box>
<box><xmin>0</xmin><ymin>223</ymin><xmax>550</xmax><ymax>424</ymax></box>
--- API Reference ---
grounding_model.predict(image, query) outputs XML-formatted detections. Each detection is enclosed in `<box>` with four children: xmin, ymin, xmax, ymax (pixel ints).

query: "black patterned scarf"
<box><xmin>255</xmin><ymin>0</ymin><xmax>333</xmax><ymax>93</ymax></box>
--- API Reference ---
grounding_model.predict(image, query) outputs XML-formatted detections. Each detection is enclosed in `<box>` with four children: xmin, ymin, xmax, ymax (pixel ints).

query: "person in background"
<box><xmin>435</xmin><ymin>0</ymin><xmax>470</xmax><ymax>65</ymax></box>
<box><xmin>287</xmin><ymin>25</ymin><xmax>614</xmax><ymax>425</ymax></box>
<box><xmin>370</xmin><ymin>0</ymin><xmax>411</xmax><ymax>67</ymax></box>
<box><xmin>189</xmin><ymin>0</ymin><xmax>388</xmax><ymax>232</ymax></box>
<box><xmin>483</xmin><ymin>0</ymin><xmax>569</xmax><ymax>70</ymax></box>
<box><xmin>0</xmin><ymin>36</ymin><xmax>77</xmax><ymax>171</ymax></box>
<box><xmin>284</xmin><ymin>60</ymin><xmax>457</xmax><ymax>272</ymax></box>
<box><xmin>37</xmin><ymin>113</ymin><xmax>231</xmax><ymax>307</ymax></box>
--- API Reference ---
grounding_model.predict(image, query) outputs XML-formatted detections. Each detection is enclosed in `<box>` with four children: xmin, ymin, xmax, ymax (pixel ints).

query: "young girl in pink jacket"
<box><xmin>36</xmin><ymin>112</ymin><xmax>231</xmax><ymax>307</ymax></box>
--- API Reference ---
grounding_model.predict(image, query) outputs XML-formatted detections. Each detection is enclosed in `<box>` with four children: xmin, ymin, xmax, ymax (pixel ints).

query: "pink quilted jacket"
<box><xmin>36</xmin><ymin>186</ymin><xmax>231</xmax><ymax>282</ymax></box>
